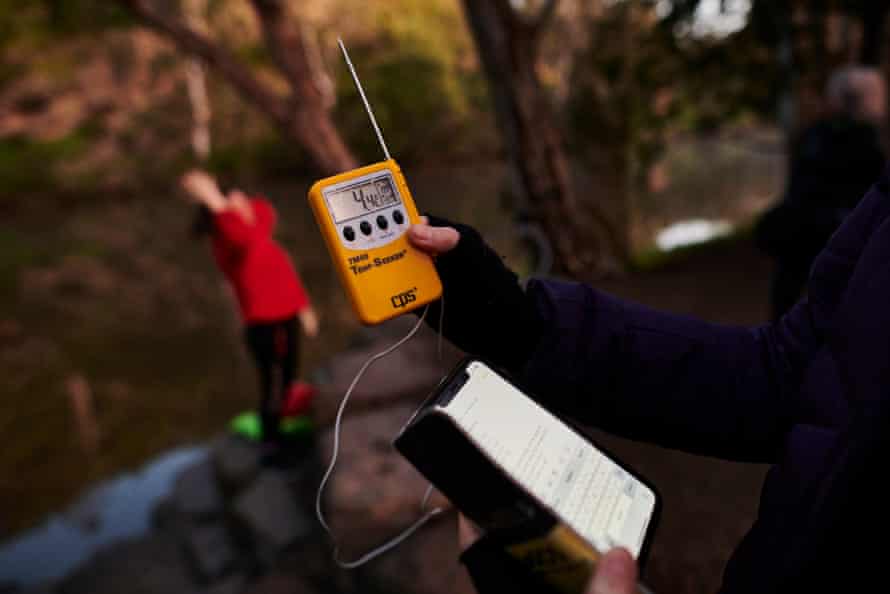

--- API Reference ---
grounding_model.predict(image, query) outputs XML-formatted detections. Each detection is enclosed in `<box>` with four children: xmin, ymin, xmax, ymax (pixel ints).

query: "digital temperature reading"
<box><xmin>325</xmin><ymin>175</ymin><xmax>400</xmax><ymax>223</ymax></box>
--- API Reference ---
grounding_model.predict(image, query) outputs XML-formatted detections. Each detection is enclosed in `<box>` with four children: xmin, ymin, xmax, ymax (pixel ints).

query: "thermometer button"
<box><xmin>360</xmin><ymin>221</ymin><xmax>373</xmax><ymax>236</ymax></box>
<box><xmin>343</xmin><ymin>226</ymin><xmax>356</xmax><ymax>242</ymax></box>
<box><xmin>392</xmin><ymin>210</ymin><xmax>405</xmax><ymax>225</ymax></box>
<box><xmin>376</xmin><ymin>215</ymin><xmax>389</xmax><ymax>230</ymax></box>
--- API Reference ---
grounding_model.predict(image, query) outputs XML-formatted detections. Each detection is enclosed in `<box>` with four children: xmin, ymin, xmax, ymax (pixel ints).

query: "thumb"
<box><xmin>587</xmin><ymin>549</ymin><xmax>638</xmax><ymax>594</ymax></box>
<box><xmin>408</xmin><ymin>221</ymin><xmax>460</xmax><ymax>256</ymax></box>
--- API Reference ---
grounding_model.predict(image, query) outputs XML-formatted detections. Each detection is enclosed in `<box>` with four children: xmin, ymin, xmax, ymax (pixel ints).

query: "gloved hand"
<box><xmin>408</xmin><ymin>215</ymin><xmax>543</xmax><ymax>375</ymax></box>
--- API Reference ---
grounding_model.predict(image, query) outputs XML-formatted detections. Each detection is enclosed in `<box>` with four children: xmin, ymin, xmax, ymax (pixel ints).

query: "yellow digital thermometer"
<box><xmin>308</xmin><ymin>40</ymin><xmax>442</xmax><ymax>325</ymax></box>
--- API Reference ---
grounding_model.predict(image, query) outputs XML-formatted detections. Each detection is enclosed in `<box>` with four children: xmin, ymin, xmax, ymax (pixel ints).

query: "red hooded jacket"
<box><xmin>212</xmin><ymin>197</ymin><xmax>309</xmax><ymax>324</ymax></box>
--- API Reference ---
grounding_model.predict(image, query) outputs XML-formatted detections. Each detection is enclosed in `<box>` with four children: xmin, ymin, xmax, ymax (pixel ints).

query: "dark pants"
<box><xmin>245</xmin><ymin>316</ymin><xmax>299</xmax><ymax>443</ymax></box>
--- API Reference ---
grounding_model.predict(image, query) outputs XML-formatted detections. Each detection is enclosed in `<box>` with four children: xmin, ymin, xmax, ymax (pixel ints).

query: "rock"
<box><xmin>307</xmin><ymin>366</ymin><xmax>332</xmax><ymax>387</ymax></box>
<box><xmin>201</xmin><ymin>575</ymin><xmax>246</xmax><ymax>594</ymax></box>
<box><xmin>318</xmin><ymin>405</ymin><xmax>451</xmax><ymax>559</ymax></box>
<box><xmin>173</xmin><ymin>459</ymin><xmax>224</xmax><ymax>519</ymax></box>
<box><xmin>313</xmin><ymin>325</ymin><xmax>461</xmax><ymax>426</ymax></box>
<box><xmin>231</xmin><ymin>471</ymin><xmax>312</xmax><ymax>565</ymax></box>
<box><xmin>185</xmin><ymin>523</ymin><xmax>238</xmax><ymax>582</ymax></box>
<box><xmin>59</xmin><ymin>534</ymin><xmax>198</xmax><ymax>594</ymax></box>
<box><xmin>271</xmin><ymin>453</ymin><xmax>323</xmax><ymax>518</ymax></box>
<box><xmin>277</xmin><ymin>539</ymin><xmax>346</xmax><ymax>591</ymax></box>
<box><xmin>212</xmin><ymin>436</ymin><xmax>260</xmax><ymax>494</ymax></box>
<box><xmin>361</xmin><ymin>510</ymin><xmax>476</xmax><ymax>594</ymax></box>
<box><xmin>150</xmin><ymin>497</ymin><xmax>181</xmax><ymax>534</ymax></box>
<box><xmin>242</xmin><ymin>574</ymin><xmax>315</xmax><ymax>594</ymax></box>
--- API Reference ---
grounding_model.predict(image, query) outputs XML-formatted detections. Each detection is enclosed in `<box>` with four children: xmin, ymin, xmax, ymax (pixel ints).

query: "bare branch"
<box><xmin>302</xmin><ymin>23</ymin><xmax>336</xmax><ymax>109</ymax></box>
<box><xmin>247</xmin><ymin>0</ymin><xmax>326</xmax><ymax>107</ymax></box>
<box><xmin>243</xmin><ymin>0</ymin><xmax>355</xmax><ymax>172</ymax></box>
<box><xmin>117</xmin><ymin>0</ymin><xmax>290</xmax><ymax>125</ymax></box>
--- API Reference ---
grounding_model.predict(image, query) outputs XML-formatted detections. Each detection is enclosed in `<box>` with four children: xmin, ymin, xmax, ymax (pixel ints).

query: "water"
<box><xmin>655</xmin><ymin>219</ymin><xmax>734</xmax><ymax>251</ymax></box>
<box><xmin>0</xmin><ymin>445</ymin><xmax>207</xmax><ymax>587</ymax></box>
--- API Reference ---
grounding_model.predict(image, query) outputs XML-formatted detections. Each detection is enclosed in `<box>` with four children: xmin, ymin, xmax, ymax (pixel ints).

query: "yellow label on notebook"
<box><xmin>505</xmin><ymin>524</ymin><xmax>598</xmax><ymax>594</ymax></box>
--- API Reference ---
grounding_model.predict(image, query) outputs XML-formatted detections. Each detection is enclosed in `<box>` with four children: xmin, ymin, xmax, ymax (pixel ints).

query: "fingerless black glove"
<box><xmin>421</xmin><ymin>215</ymin><xmax>543</xmax><ymax>375</ymax></box>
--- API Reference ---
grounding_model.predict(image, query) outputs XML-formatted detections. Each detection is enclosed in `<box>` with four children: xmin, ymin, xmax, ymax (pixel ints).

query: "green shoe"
<box><xmin>229</xmin><ymin>411</ymin><xmax>314</xmax><ymax>441</ymax></box>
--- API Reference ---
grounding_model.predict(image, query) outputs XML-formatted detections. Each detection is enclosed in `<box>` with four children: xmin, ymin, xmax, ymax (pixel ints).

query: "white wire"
<box><xmin>315</xmin><ymin>305</ymin><xmax>446</xmax><ymax>568</ymax></box>
<box><xmin>421</xmin><ymin>483</ymin><xmax>436</xmax><ymax>512</ymax></box>
<box><xmin>333</xmin><ymin>501</ymin><xmax>444</xmax><ymax>569</ymax></box>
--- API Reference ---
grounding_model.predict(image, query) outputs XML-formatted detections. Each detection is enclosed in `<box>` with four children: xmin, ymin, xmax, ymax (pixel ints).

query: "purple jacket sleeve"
<box><xmin>518</xmin><ymin>171</ymin><xmax>890</xmax><ymax>463</ymax></box>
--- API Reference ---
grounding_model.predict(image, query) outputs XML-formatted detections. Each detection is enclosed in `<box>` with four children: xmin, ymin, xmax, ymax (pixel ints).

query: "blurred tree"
<box><xmin>116</xmin><ymin>0</ymin><xmax>357</xmax><ymax>174</ymax></box>
<box><xmin>460</xmin><ymin>0</ymin><xmax>628</xmax><ymax>278</ymax></box>
<box><xmin>650</xmin><ymin>0</ymin><xmax>888</xmax><ymax>174</ymax></box>
<box><xmin>563</xmin><ymin>2</ymin><xmax>675</xmax><ymax>263</ymax></box>
<box><xmin>328</xmin><ymin>0</ymin><xmax>486</xmax><ymax>165</ymax></box>
<box><xmin>749</xmin><ymin>0</ymin><xmax>889</xmax><ymax>130</ymax></box>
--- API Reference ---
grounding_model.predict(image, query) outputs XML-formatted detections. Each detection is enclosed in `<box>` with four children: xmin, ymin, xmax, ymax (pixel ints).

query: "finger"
<box><xmin>408</xmin><ymin>223</ymin><xmax>460</xmax><ymax>255</ymax></box>
<box><xmin>587</xmin><ymin>549</ymin><xmax>638</xmax><ymax>594</ymax></box>
<box><xmin>458</xmin><ymin>514</ymin><xmax>482</xmax><ymax>551</ymax></box>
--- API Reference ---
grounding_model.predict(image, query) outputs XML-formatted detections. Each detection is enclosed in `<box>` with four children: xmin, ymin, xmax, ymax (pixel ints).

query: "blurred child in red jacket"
<box><xmin>181</xmin><ymin>170</ymin><xmax>318</xmax><ymax>448</ymax></box>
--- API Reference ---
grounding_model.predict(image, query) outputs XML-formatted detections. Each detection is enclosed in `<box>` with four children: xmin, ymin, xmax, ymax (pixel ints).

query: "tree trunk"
<box><xmin>288</xmin><ymin>109</ymin><xmax>358</xmax><ymax>175</ymax></box>
<box><xmin>118</xmin><ymin>0</ymin><xmax>356</xmax><ymax>176</ymax></box>
<box><xmin>460</xmin><ymin>0</ymin><xmax>626</xmax><ymax>278</ymax></box>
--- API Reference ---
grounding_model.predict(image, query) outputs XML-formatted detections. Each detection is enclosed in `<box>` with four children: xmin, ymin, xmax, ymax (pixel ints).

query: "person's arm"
<box><xmin>411</xmin><ymin>219</ymin><xmax>795</xmax><ymax>461</ymax></box>
<box><xmin>519</xmin><ymin>280</ymin><xmax>793</xmax><ymax>462</ymax></box>
<box><xmin>180</xmin><ymin>170</ymin><xmax>257</xmax><ymax>249</ymax></box>
<box><xmin>299</xmin><ymin>307</ymin><xmax>319</xmax><ymax>338</ymax></box>
<box><xmin>410</xmin><ymin>219</ymin><xmax>542</xmax><ymax>374</ymax></box>
<box><xmin>180</xmin><ymin>169</ymin><xmax>227</xmax><ymax>212</ymax></box>
<box><xmin>287</xmin><ymin>263</ymin><xmax>317</xmax><ymax>337</ymax></box>
<box><xmin>409</xmin><ymin>168</ymin><xmax>890</xmax><ymax>463</ymax></box>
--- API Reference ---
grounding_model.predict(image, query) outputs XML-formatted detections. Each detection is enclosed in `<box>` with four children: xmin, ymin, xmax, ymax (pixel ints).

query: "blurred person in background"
<box><xmin>756</xmin><ymin>65</ymin><xmax>887</xmax><ymax>320</ymax></box>
<box><xmin>181</xmin><ymin>170</ymin><xmax>319</xmax><ymax>455</ymax></box>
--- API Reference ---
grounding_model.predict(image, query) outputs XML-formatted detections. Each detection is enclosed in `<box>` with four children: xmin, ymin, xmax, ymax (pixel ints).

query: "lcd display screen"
<box><xmin>325</xmin><ymin>174</ymin><xmax>400</xmax><ymax>223</ymax></box>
